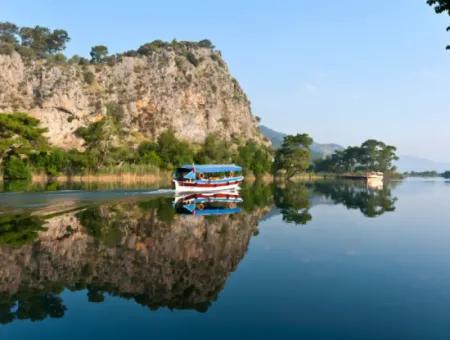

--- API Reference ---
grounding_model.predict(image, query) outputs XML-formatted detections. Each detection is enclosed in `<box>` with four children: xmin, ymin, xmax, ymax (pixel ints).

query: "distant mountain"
<box><xmin>259</xmin><ymin>125</ymin><xmax>344</xmax><ymax>159</ymax></box>
<box><xmin>395</xmin><ymin>155</ymin><xmax>450</xmax><ymax>173</ymax></box>
<box><xmin>259</xmin><ymin>125</ymin><xmax>286</xmax><ymax>149</ymax></box>
<box><xmin>259</xmin><ymin>126</ymin><xmax>450</xmax><ymax>172</ymax></box>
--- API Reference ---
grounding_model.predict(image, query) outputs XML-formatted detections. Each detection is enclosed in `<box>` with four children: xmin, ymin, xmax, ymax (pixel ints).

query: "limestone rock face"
<box><xmin>0</xmin><ymin>47</ymin><xmax>265</xmax><ymax>149</ymax></box>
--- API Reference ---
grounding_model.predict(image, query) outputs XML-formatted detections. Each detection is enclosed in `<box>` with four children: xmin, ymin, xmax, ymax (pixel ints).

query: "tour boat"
<box><xmin>366</xmin><ymin>172</ymin><xmax>384</xmax><ymax>180</ymax></box>
<box><xmin>342</xmin><ymin>172</ymin><xmax>384</xmax><ymax>181</ymax></box>
<box><xmin>173</xmin><ymin>191</ymin><xmax>242</xmax><ymax>215</ymax></box>
<box><xmin>173</xmin><ymin>164</ymin><xmax>244</xmax><ymax>192</ymax></box>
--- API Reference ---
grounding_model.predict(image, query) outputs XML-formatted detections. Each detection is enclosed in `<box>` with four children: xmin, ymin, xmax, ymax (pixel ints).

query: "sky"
<box><xmin>1</xmin><ymin>0</ymin><xmax>449</xmax><ymax>161</ymax></box>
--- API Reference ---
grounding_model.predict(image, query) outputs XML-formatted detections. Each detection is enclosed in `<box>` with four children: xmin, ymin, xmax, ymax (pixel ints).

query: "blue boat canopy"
<box><xmin>178</xmin><ymin>164</ymin><xmax>242</xmax><ymax>173</ymax></box>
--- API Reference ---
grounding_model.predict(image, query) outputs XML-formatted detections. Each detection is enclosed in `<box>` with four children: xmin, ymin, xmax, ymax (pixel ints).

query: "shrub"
<box><xmin>157</xmin><ymin>129</ymin><xmax>194</xmax><ymax>168</ymax></box>
<box><xmin>83</xmin><ymin>70</ymin><xmax>95</xmax><ymax>85</ymax></box>
<box><xmin>3</xmin><ymin>157</ymin><xmax>31</xmax><ymax>180</ymax></box>
<box><xmin>235</xmin><ymin>141</ymin><xmax>272</xmax><ymax>176</ymax></box>
<box><xmin>185</xmin><ymin>51</ymin><xmax>199</xmax><ymax>67</ymax></box>
<box><xmin>198</xmin><ymin>39</ymin><xmax>215</xmax><ymax>49</ymax></box>
<box><xmin>105</xmin><ymin>102</ymin><xmax>124</xmax><ymax>122</ymax></box>
<box><xmin>195</xmin><ymin>134</ymin><xmax>231</xmax><ymax>163</ymax></box>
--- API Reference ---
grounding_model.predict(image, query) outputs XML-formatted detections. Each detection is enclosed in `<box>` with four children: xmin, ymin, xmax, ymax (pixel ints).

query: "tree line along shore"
<box><xmin>0</xmin><ymin>111</ymin><xmax>402</xmax><ymax>183</ymax></box>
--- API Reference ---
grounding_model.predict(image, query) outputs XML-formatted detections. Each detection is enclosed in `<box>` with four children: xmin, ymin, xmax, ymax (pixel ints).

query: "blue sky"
<box><xmin>1</xmin><ymin>0</ymin><xmax>449</xmax><ymax>161</ymax></box>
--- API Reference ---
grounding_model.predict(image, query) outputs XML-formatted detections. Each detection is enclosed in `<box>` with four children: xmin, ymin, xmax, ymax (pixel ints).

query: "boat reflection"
<box><xmin>173</xmin><ymin>190</ymin><xmax>243</xmax><ymax>216</ymax></box>
<box><xmin>0</xmin><ymin>180</ymin><xmax>398</xmax><ymax>325</ymax></box>
<box><xmin>0</xmin><ymin>194</ymin><xmax>269</xmax><ymax>324</ymax></box>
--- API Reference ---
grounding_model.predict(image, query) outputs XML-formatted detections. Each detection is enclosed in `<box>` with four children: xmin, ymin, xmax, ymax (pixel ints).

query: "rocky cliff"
<box><xmin>0</xmin><ymin>44</ymin><xmax>264</xmax><ymax>149</ymax></box>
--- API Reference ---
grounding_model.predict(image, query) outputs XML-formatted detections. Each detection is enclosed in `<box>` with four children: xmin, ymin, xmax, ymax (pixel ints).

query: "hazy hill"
<box><xmin>395</xmin><ymin>155</ymin><xmax>450</xmax><ymax>173</ymax></box>
<box><xmin>259</xmin><ymin>125</ymin><xmax>344</xmax><ymax>159</ymax></box>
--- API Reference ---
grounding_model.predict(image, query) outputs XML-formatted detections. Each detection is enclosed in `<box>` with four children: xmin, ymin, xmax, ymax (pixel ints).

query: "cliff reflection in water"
<box><xmin>0</xmin><ymin>192</ymin><xmax>269</xmax><ymax>324</ymax></box>
<box><xmin>0</xmin><ymin>180</ymin><xmax>397</xmax><ymax>324</ymax></box>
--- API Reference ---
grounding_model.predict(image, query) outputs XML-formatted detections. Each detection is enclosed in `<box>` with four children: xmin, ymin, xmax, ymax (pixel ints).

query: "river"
<box><xmin>0</xmin><ymin>178</ymin><xmax>449</xmax><ymax>339</ymax></box>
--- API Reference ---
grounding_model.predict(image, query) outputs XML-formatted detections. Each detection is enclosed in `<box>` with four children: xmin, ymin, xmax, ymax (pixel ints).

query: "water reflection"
<box><xmin>273</xmin><ymin>180</ymin><xmax>397</xmax><ymax>225</ymax></box>
<box><xmin>312</xmin><ymin>180</ymin><xmax>397</xmax><ymax>218</ymax></box>
<box><xmin>173</xmin><ymin>191</ymin><xmax>242</xmax><ymax>215</ymax></box>
<box><xmin>0</xmin><ymin>180</ymin><xmax>398</xmax><ymax>325</ymax></box>
<box><xmin>0</xmin><ymin>194</ymin><xmax>268</xmax><ymax>323</ymax></box>
<box><xmin>274</xmin><ymin>184</ymin><xmax>312</xmax><ymax>225</ymax></box>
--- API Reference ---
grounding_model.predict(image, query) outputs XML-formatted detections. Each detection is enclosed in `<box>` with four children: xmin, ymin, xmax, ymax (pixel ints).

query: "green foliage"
<box><xmin>404</xmin><ymin>170</ymin><xmax>440</xmax><ymax>177</ymax></box>
<box><xmin>77</xmin><ymin>206</ymin><xmax>123</xmax><ymax>246</ymax></box>
<box><xmin>427</xmin><ymin>0</ymin><xmax>450</xmax><ymax>50</ymax></box>
<box><xmin>83</xmin><ymin>70</ymin><xmax>95</xmax><ymax>85</ymax></box>
<box><xmin>29</xmin><ymin>149</ymin><xmax>70</xmax><ymax>176</ymax></box>
<box><xmin>0</xmin><ymin>22</ymin><xmax>18</xmax><ymax>55</ymax></box>
<box><xmin>2</xmin><ymin>180</ymin><xmax>32</xmax><ymax>192</ymax></box>
<box><xmin>195</xmin><ymin>134</ymin><xmax>231</xmax><ymax>164</ymax></box>
<box><xmin>157</xmin><ymin>129</ymin><xmax>194</xmax><ymax>168</ymax></box>
<box><xmin>137</xmin><ymin>40</ymin><xmax>169</xmax><ymax>55</ymax></box>
<box><xmin>105</xmin><ymin>102</ymin><xmax>124</xmax><ymax>122</ymax></box>
<box><xmin>0</xmin><ymin>22</ymin><xmax>69</xmax><ymax>57</ymax></box>
<box><xmin>0</xmin><ymin>213</ymin><xmax>44</xmax><ymax>246</ymax></box>
<box><xmin>75</xmin><ymin>117</ymin><xmax>121</xmax><ymax>169</ymax></box>
<box><xmin>90</xmin><ymin>45</ymin><xmax>108</xmax><ymax>63</ymax></box>
<box><xmin>313</xmin><ymin>181</ymin><xmax>397</xmax><ymax>218</ymax></box>
<box><xmin>0</xmin><ymin>112</ymin><xmax>49</xmax><ymax>179</ymax></box>
<box><xmin>234</xmin><ymin>141</ymin><xmax>272</xmax><ymax>176</ymax></box>
<box><xmin>315</xmin><ymin>139</ymin><xmax>398</xmax><ymax>174</ymax></box>
<box><xmin>185</xmin><ymin>51</ymin><xmax>199</xmax><ymax>66</ymax></box>
<box><xmin>138</xmin><ymin>141</ymin><xmax>162</xmax><ymax>167</ymax></box>
<box><xmin>240</xmin><ymin>182</ymin><xmax>273</xmax><ymax>212</ymax></box>
<box><xmin>198</xmin><ymin>39</ymin><xmax>215</xmax><ymax>49</ymax></box>
<box><xmin>0</xmin><ymin>290</ymin><xmax>66</xmax><ymax>324</ymax></box>
<box><xmin>3</xmin><ymin>156</ymin><xmax>31</xmax><ymax>180</ymax></box>
<box><xmin>138</xmin><ymin>197</ymin><xmax>175</xmax><ymax>224</ymax></box>
<box><xmin>442</xmin><ymin>171</ymin><xmax>450</xmax><ymax>178</ymax></box>
<box><xmin>274</xmin><ymin>134</ymin><xmax>313</xmax><ymax>179</ymax></box>
<box><xmin>274</xmin><ymin>184</ymin><xmax>312</xmax><ymax>225</ymax></box>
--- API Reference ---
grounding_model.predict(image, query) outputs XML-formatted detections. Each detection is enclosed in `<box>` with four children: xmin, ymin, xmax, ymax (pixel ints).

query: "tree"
<box><xmin>427</xmin><ymin>0</ymin><xmax>450</xmax><ymax>50</ymax></box>
<box><xmin>138</xmin><ymin>141</ymin><xmax>162</xmax><ymax>167</ymax></box>
<box><xmin>198</xmin><ymin>39</ymin><xmax>215</xmax><ymax>49</ymax></box>
<box><xmin>18</xmin><ymin>26</ymin><xmax>69</xmax><ymax>57</ymax></box>
<box><xmin>90</xmin><ymin>45</ymin><xmax>108</xmax><ymax>63</ymax></box>
<box><xmin>75</xmin><ymin>117</ymin><xmax>122</xmax><ymax>169</ymax></box>
<box><xmin>157</xmin><ymin>129</ymin><xmax>194</xmax><ymax>168</ymax></box>
<box><xmin>442</xmin><ymin>170</ymin><xmax>450</xmax><ymax>178</ymax></box>
<box><xmin>234</xmin><ymin>141</ymin><xmax>272</xmax><ymax>176</ymax></box>
<box><xmin>46</xmin><ymin>29</ymin><xmax>70</xmax><ymax>54</ymax></box>
<box><xmin>274</xmin><ymin>134</ymin><xmax>313</xmax><ymax>179</ymax></box>
<box><xmin>195</xmin><ymin>134</ymin><xmax>231</xmax><ymax>164</ymax></box>
<box><xmin>314</xmin><ymin>139</ymin><xmax>398</xmax><ymax>174</ymax></box>
<box><xmin>3</xmin><ymin>156</ymin><xmax>31</xmax><ymax>180</ymax></box>
<box><xmin>0</xmin><ymin>22</ymin><xmax>19</xmax><ymax>54</ymax></box>
<box><xmin>0</xmin><ymin>112</ymin><xmax>49</xmax><ymax>179</ymax></box>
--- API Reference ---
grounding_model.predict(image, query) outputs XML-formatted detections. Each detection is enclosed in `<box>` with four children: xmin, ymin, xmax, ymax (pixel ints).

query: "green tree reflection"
<box><xmin>0</xmin><ymin>213</ymin><xmax>44</xmax><ymax>246</ymax></box>
<box><xmin>312</xmin><ymin>181</ymin><xmax>397</xmax><ymax>217</ymax></box>
<box><xmin>240</xmin><ymin>181</ymin><xmax>273</xmax><ymax>212</ymax></box>
<box><xmin>274</xmin><ymin>184</ymin><xmax>312</xmax><ymax>225</ymax></box>
<box><xmin>0</xmin><ymin>291</ymin><xmax>66</xmax><ymax>324</ymax></box>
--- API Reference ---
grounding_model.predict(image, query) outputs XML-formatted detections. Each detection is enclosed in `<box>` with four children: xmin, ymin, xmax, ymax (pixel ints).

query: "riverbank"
<box><xmin>31</xmin><ymin>172</ymin><xmax>173</xmax><ymax>185</ymax></box>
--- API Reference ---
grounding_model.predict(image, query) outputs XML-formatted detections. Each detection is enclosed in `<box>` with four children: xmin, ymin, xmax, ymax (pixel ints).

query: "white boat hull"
<box><xmin>174</xmin><ymin>180</ymin><xmax>241</xmax><ymax>193</ymax></box>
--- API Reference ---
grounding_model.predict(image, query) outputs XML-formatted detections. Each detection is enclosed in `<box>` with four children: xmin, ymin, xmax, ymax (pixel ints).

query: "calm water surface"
<box><xmin>0</xmin><ymin>178</ymin><xmax>449</xmax><ymax>339</ymax></box>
